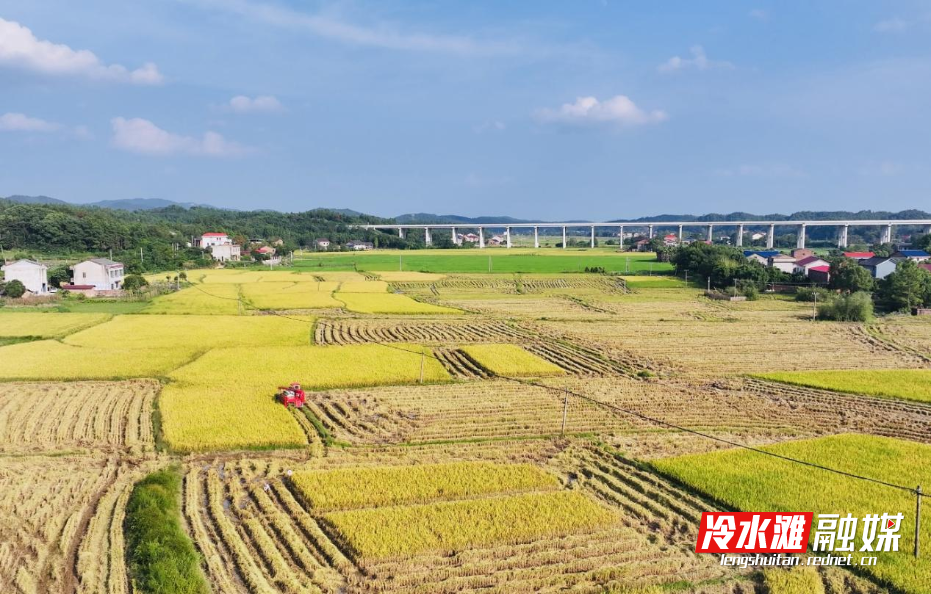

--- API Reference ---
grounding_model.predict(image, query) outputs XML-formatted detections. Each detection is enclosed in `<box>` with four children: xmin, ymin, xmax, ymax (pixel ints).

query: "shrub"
<box><xmin>3</xmin><ymin>279</ymin><xmax>26</xmax><ymax>298</ymax></box>
<box><xmin>125</xmin><ymin>467</ymin><xmax>209</xmax><ymax>594</ymax></box>
<box><xmin>741</xmin><ymin>285</ymin><xmax>759</xmax><ymax>301</ymax></box>
<box><xmin>123</xmin><ymin>274</ymin><xmax>149</xmax><ymax>292</ymax></box>
<box><xmin>795</xmin><ymin>287</ymin><xmax>830</xmax><ymax>302</ymax></box>
<box><xmin>817</xmin><ymin>291</ymin><xmax>873</xmax><ymax>322</ymax></box>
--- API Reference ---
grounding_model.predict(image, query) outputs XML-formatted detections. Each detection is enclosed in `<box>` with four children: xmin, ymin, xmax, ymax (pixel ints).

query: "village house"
<box><xmin>808</xmin><ymin>265</ymin><xmax>831</xmax><ymax>284</ymax></box>
<box><xmin>460</xmin><ymin>233</ymin><xmax>480</xmax><ymax>244</ymax></box>
<box><xmin>1</xmin><ymin>259</ymin><xmax>49</xmax><ymax>295</ymax></box>
<box><xmin>254</xmin><ymin>246</ymin><xmax>277</xmax><ymax>256</ymax></box>
<box><xmin>744</xmin><ymin>250</ymin><xmax>780</xmax><ymax>265</ymax></box>
<box><xmin>210</xmin><ymin>244</ymin><xmax>241</xmax><ymax>262</ymax></box>
<box><xmin>794</xmin><ymin>255</ymin><xmax>830</xmax><ymax>276</ymax></box>
<box><xmin>843</xmin><ymin>251</ymin><xmax>874</xmax><ymax>260</ymax></box>
<box><xmin>195</xmin><ymin>232</ymin><xmax>232</xmax><ymax>249</ymax></box>
<box><xmin>860</xmin><ymin>256</ymin><xmax>902</xmax><ymax>280</ymax></box>
<box><xmin>662</xmin><ymin>233</ymin><xmax>678</xmax><ymax>246</ymax></box>
<box><xmin>346</xmin><ymin>241</ymin><xmax>374</xmax><ymax>251</ymax></box>
<box><xmin>488</xmin><ymin>235</ymin><xmax>505</xmax><ymax>246</ymax></box>
<box><xmin>768</xmin><ymin>254</ymin><xmax>798</xmax><ymax>274</ymax></box>
<box><xmin>315</xmin><ymin>238</ymin><xmax>331</xmax><ymax>250</ymax></box>
<box><xmin>71</xmin><ymin>258</ymin><xmax>124</xmax><ymax>290</ymax></box>
<box><xmin>790</xmin><ymin>248</ymin><xmax>814</xmax><ymax>260</ymax></box>
<box><xmin>750</xmin><ymin>232</ymin><xmax>767</xmax><ymax>242</ymax></box>
<box><xmin>891</xmin><ymin>249</ymin><xmax>931</xmax><ymax>262</ymax></box>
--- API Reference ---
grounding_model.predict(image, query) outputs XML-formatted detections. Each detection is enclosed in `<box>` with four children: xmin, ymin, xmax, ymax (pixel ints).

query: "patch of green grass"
<box><xmin>125</xmin><ymin>467</ymin><xmax>209</xmax><ymax>594</ymax></box>
<box><xmin>754</xmin><ymin>369</ymin><xmax>931</xmax><ymax>404</ymax></box>
<box><xmin>653</xmin><ymin>434</ymin><xmax>931</xmax><ymax>594</ymax></box>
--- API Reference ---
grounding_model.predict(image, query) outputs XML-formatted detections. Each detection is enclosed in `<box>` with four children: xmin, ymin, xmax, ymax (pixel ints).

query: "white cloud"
<box><xmin>474</xmin><ymin>120</ymin><xmax>506</xmax><ymax>133</ymax></box>
<box><xmin>749</xmin><ymin>9</ymin><xmax>769</xmax><ymax>21</ymax></box>
<box><xmin>874</xmin><ymin>17</ymin><xmax>908</xmax><ymax>33</ymax></box>
<box><xmin>0</xmin><ymin>112</ymin><xmax>59</xmax><ymax>132</ymax></box>
<box><xmin>658</xmin><ymin>45</ymin><xmax>734</xmax><ymax>73</ymax></box>
<box><xmin>110</xmin><ymin>117</ymin><xmax>250</xmax><ymax>157</ymax></box>
<box><xmin>228</xmin><ymin>95</ymin><xmax>284</xmax><ymax>113</ymax></box>
<box><xmin>534</xmin><ymin>95</ymin><xmax>667</xmax><ymax>127</ymax></box>
<box><xmin>713</xmin><ymin>163</ymin><xmax>806</xmax><ymax>178</ymax></box>
<box><xmin>0</xmin><ymin>17</ymin><xmax>163</xmax><ymax>84</ymax></box>
<box><xmin>185</xmin><ymin>0</ymin><xmax>520</xmax><ymax>56</ymax></box>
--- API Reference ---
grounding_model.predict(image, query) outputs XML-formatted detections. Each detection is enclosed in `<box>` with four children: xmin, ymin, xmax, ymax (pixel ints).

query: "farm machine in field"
<box><xmin>276</xmin><ymin>382</ymin><xmax>306</xmax><ymax>407</ymax></box>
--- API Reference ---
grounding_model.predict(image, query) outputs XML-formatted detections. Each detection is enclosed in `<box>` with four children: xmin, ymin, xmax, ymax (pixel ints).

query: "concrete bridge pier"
<box><xmin>707</xmin><ymin>224</ymin><xmax>713</xmax><ymax>242</ymax></box>
<box><xmin>398</xmin><ymin>227</ymin><xmax>405</xmax><ymax>239</ymax></box>
<box><xmin>506</xmin><ymin>227</ymin><xmax>512</xmax><ymax>248</ymax></box>
<box><xmin>925</xmin><ymin>225</ymin><xmax>931</xmax><ymax>236</ymax></box>
<box><xmin>590</xmin><ymin>226</ymin><xmax>595</xmax><ymax>248</ymax></box>
<box><xmin>424</xmin><ymin>227</ymin><xmax>432</xmax><ymax>246</ymax></box>
<box><xmin>648</xmin><ymin>224</ymin><xmax>655</xmax><ymax>239</ymax></box>
<box><xmin>678</xmin><ymin>224</ymin><xmax>684</xmax><ymax>245</ymax></box>
<box><xmin>838</xmin><ymin>225</ymin><xmax>849</xmax><ymax>248</ymax></box>
<box><xmin>478</xmin><ymin>228</ymin><xmax>485</xmax><ymax>248</ymax></box>
<box><xmin>562</xmin><ymin>226</ymin><xmax>567</xmax><ymax>249</ymax></box>
<box><xmin>533</xmin><ymin>226</ymin><xmax>539</xmax><ymax>248</ymax></box>
<box><xmin>618</xmin><ymin>225</ymin><xmax>625</xmax><ymax>250</ymax></box>
<box><xmin>881</xmin><ymin>224</ymin><xmax>893</xmax><ymax>245</ymax></box>
<box><xmin>451</xmin><ymin>226</ymin><xmax>458</xmax><ymax>245</ymax></box>
<box><xmin>737</xmin><ymin>224</ymin><xmax>744</xmax><ymax>247</ymax></box>
<box><xmin>767</xmin><ymin>224</ymin><xmax>775</xmax><ymax>249</ymax></box>
<box><xmin>796</xmin><ymin>224</ymin><xmax>806</xmax><ymax>249</ymax></box>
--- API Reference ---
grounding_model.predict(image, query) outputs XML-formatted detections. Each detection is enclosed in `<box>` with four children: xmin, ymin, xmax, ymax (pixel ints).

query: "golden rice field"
<box><xmin>325</xmin><ymin>490</ymin><xmax>615</xmax><ymax>559</ymax></box>
<box><xmin>144</xmin><ymin>283</ymin><xmax>242</xmax><ymax>314</ymax></box>
<box><xmin>291</xmin><ymin>462</ymin><xmax>558</xmax><ymax>510</ymax></box>
<box><xmin>755</xmin><ymin>369</ymin><xmax>931</xmax><ymax>404</ymax></box>
<box><xmin>336</xmin><ymin>292</ymin><xmax>461</xmax><ymax>314</ymax></box>
<box><xmin>0</xmin><ymin>312</ymin><xmax>109</xmax><ymax>338</ymax></box>
<box><xmin>241</xmin><ymin>281</ymin><xmax>341</xmax><ymax>310</ymax></box>
<box><xmin>337</xmin><ymin>280</ymin><xmax>390</xmax><ymax>293</ymax></box>
<box><xmin>460</xmin><ymin>344</ymin><xmax>565</xmax><ymax>377</ymax></box>
<box><xmin>161</xmin><ymin>343</ymin><xmax>449</xmax><ymax>451</ymax></box>
<box><xmin>653</xmin><ymin>434</ymin><xmax>931</xmax><ymax>594</ymax></box>
<box><xmin>0</xmin><ymin>340</ymin><xmax>199</xmax><ymax>380</ymax></box>
<box><xmin>65</xmin><ymin>314</ymin><xmax>314</xmax><ymax>348</ymax></box>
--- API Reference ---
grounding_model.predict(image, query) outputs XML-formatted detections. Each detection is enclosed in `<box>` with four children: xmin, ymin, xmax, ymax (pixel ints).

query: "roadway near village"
<box><xmin>3</xmin><ymin>249</ymin><xmax>931</xmax><ymax>594</ymax></box>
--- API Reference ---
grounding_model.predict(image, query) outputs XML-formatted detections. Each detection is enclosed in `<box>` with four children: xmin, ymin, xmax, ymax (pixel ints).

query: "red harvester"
<box><xmin>276</xmin><ymin>382</ymin><xmax>306</xmax><ymax>407</ymax></box>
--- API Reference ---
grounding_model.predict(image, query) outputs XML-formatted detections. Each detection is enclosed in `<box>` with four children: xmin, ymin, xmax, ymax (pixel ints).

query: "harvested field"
<box><xmin>313</xmin><ymin>318</ymin><xmax>528</xmax><ymax>345</ymax></box>
<box><xmin>390</xmin><ymin>274</ymin><xmax>628</xmax><ymax>295</ymax></box>
<box><xmin>546</xmin><ymin>319</ymin><xmax>924</xmax><ymax>375</ymax></box>
<box><xmin>0</xmin><ymin>380</ymin><xmax>157</xmax><ymax>452</ymax></box>
<box><xmin>433</xmin><ymin>347</ymin><xmax>491</xmax><ymax>379</ymax></box>
<box><xmin>0</xmin><ymin>454</ymin><xmax>157</xmax><ymax>594</ymax></box>
<box><xmin>868</xmin><ymin>316</ymin><xmax>931</xmax><ymax>362</ymax></box>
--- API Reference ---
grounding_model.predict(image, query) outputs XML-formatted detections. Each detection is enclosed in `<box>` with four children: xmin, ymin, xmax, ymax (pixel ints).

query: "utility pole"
<box><xmin>561</xmin><ymin>387</ymin><xmax>569</xmax><ymax>435</ymax></box>
<box><xmin>812</xmin><ymin>291</ymin><xmax>817</xmax><ymax>322</ymax></box>
<box><xmin>419</xmin><ymin>348</ymin><xmax>425</xmax><ymax>384</ymax></box>
<box><xmin>140</xmin><ymin>247</ymin><xmax>143</xmax><ymax>264</ymax></box>
<box><xmin>707</xmin><ymin>277</ymin><xmax>711</xmax><ymax>291</ymax></box>
<box><xmin>916</xmin><ymin>485</ymin><xmax>922</xmax><ymax>558</ymax></box>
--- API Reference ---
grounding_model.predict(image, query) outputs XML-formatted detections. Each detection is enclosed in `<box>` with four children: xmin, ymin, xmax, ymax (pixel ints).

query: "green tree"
<box><xmin>878</xmin><ymin>260</ymin><xmax>931</xmax><ymax>311</ymax></box>
<box><xmin>915</xmin><ymin>233</ymin><xmax>931</xmax><ymax>251</ymax></box>
<box><xmin>123</xmin><ymin>274</ymin><xmax>149</xmax><ymax>291</ymax></box>
<box><xmin>48</xmin><ymin>265</ymin><xmax>71</xmax><ymax>288</ymax></box>
<box><xmin>3</xmin><ymin>279</ymin><xmax>26</xmax><ymax>298</ymax></box>
<box><xmin>817</xmin><ymin>291</ymin><xmax>874</xmax><ymax>322</ymax></box>
<box><xmin>828</xmin><ymin>257</ymin><xmax>874</xmax><ymax>293</ymax></box>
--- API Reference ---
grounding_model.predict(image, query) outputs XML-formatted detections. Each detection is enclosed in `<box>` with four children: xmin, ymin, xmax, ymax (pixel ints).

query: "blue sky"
<box><xmin>1</xmin><ymin>1</ymin><xmax>930</xmax><ymax>219</ymax></box>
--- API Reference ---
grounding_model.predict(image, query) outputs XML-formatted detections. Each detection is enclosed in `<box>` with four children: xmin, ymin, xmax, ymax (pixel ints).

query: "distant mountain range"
<box><xmin>3</xmin><ymin>195</ymin><xmax>208</xmax><ymax>211</ymax></box>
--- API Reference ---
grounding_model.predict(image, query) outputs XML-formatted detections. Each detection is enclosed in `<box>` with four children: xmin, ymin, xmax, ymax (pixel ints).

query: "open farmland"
<box><xmin>6</xmin><ymin>250</ymin><xmax>931</xmax><ymax>593</ymax></box>
<box><xmin>653</xmin><ymin>434</ymin><xmax>931</xmax><ymax>593</ymax></box>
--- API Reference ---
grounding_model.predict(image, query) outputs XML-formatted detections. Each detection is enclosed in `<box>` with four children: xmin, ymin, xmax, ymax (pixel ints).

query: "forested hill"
<box><xmin>0</xmin><ymin>199</ymin><xmax>402</xmax><ymax>272</ymax></box>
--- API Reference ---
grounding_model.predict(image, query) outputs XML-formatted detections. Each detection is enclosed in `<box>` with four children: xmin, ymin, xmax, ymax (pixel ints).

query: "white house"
<box><xmin>72</xmin><ymin>258</ymin><xmax>124</xmax><ymax>290</ymax></box>
<box><xmin>346</xmin><ymin>241</ymin><xmax>374</xmax><ymax>251</ymax></box>
<box><xmin>315</xmin><ymin>238</ymin><xmax>331</xmax><ymax>249</ymax></box>
<box><xmin>1</xmin><ymin>259</ymin><xmax>49</xmax><ymax>294</ymax></box>
<box><xmin>768</xmin><ymin>254</ymin><xmax>798</xmax><ymax>274</ymax></box>
<box><xmin>794</xmin><ymin>256</ymin><xmax>830</xmax><ymax>276</ymax></box>
<box><xmin>210</xmin><ymin>244</ymin><xmax>241</xmax><ymax>262</ymax></box>
<box><xmin>196</xmin><ymin>232</ymin><xmax>231</xmax><ymax>248</ymax></box>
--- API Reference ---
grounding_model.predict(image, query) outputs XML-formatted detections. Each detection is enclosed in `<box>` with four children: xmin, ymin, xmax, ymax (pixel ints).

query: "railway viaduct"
<box><xmin>359</xmin><ymin>220</ymin><xmax>931</xmax><ymax>249</ymax></box>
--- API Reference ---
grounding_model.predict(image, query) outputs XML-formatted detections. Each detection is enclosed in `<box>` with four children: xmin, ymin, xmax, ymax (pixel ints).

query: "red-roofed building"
<box><xmin>794</xmin><ymin>255</ymin><xmax>829</xmax><ymax>276</ymax></box>
<box><xmin>921</xmin><ymin>263</ymin><xmax>931</xmax><ymax>273</ymax></box>
<box><xmin>663</xmin><ymin>233</ymin><xmax>678</xmax><ymax>246</ymax></box>
<box><xmin>843</xmin><ymin>251</ymin><xmax>875</xmax><ymax>260</ymax></box>
<box><xmin>808</xmin><ymin>265</ymin><xmax>830</xmax><ymax>284</ymax></box>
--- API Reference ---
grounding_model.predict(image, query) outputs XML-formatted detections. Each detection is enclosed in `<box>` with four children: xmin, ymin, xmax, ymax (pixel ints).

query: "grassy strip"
<box><xmin>299</xmin><ymin>406</ymin><xmax>351</xmax><ymax>448</ymax></box>
<box><xmin>124</xmin><ymin>467</ymin><xmax>209</xmax><ymax>594</ymax></box>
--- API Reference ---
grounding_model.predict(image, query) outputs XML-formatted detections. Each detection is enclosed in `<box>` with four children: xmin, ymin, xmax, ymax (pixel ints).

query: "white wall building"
<box><xmin>197</xmin><ymin>233</ymin><xmax>231</xmax><ymax>248</ymax></box>
<box><xmin>210</xmin><ymin>244</ymin><xmax>241</xmax><ymax>262</ymax></box>
<box><xmin>72</xmin><ymin>258</ymin><xmax>124</xmax><ymax>290</ymax></box>
<box><xmin>1</xmin><ymin>259</ymin><xmax>49</xmax><ymax>294</ymax></box>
